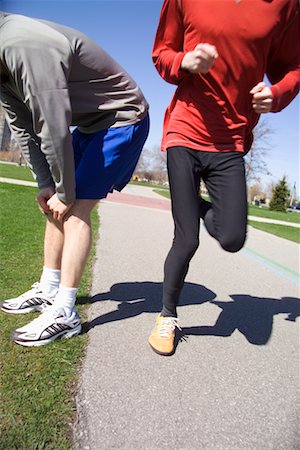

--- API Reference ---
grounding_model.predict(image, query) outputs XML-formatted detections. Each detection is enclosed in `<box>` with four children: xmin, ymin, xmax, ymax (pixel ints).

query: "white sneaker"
<box><xmin>1</xmin><ymin>282</ymin><xmax>54</xmax><ymax>314</ymax></box>
<box><xmin>12</xmin><ymin>307</ymin><xmax>82</xmax><ymax>347</ymax></box>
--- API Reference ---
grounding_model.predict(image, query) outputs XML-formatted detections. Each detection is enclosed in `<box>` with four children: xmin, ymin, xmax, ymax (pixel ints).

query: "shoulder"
<box><xmin>0</xmin><ymin>14</ymin><xmax>71</xmax><ymax>53</ymax></box>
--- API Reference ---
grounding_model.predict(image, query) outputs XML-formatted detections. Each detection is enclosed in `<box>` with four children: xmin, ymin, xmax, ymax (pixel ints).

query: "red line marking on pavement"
<box><xmin>103</xmin><ymin>191</ymin><xmax>171</xmax><ymax>211</ymax></box>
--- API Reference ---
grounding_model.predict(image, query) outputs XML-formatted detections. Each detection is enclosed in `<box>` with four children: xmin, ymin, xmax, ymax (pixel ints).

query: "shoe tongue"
<box><xmin>52</xmin><ymin>307</ymin><xmax>66</xmax><ymax>318</ymax></box>
<box><xmin>55</xmin><ymin>307</ymin><xmax>76</xmax><ymax>320</ymax></box>
<box><xmin>39</xmin><ymin>307</ymin><xmax>63</xmax><ymax>322</ymax></box>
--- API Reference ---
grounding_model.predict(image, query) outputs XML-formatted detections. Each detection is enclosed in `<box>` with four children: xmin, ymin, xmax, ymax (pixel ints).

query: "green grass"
<box><xmin>153</xmin><ymin>188</ymin><xmax>170</xmax><ymax>199</ymax></box>
<box><xmin>0</xmin><ymin>182</ymin><xmax>98</xmax><ymax>450</ymax></box>
<box><xmin>0</xmin><ymin>162</ymin><xmax>35</xmax><ymax>182</ymax></box>
<box><xmin>248</xmin><ymin>220</ymin><xmax>300</xmax><ymax>244</ymax></box>
<box><xmin>248</xmin><ymin>204</ymin><xmax>300</xmax><ymax>224</ymax></box>
<box><xmin>130</xmin><ymin>180</ymin><xmax>168</xmax><ymax>189</ymax></box>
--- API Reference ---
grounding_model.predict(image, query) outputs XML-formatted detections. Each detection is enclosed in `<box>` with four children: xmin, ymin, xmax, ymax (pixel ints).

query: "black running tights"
<box><xmin>162</xmin><ymin>146</ymin><xmax>248</xmax><ymax>317</ymax></box>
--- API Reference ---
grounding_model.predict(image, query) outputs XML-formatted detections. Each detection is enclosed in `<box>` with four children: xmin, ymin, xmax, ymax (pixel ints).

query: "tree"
<box><xmin>265</xmin><ymin>180</ymin><xmax>276</xmax><ymax>200</ymax></box>
<box><xmin>248</xmin><ymin>181</ymin><xmax>263</xmax><ymax>203</ymax></box>
<box><xmin>136</xmin><ymin>118</ymin><xmax>273</xmax><ymax>185</ymax></box>
<box><xmin>269</xmin><ymin>176</ymin><xmax>290</xmax><ymax>212</ymax></box>
<box><xmin>135</xmin><ymin>145</ymin><xmax>167</xmax><ymax>183</ymax></box>
<box><xmin>245</xmin><ymin>119</ymin><xmax>272</xmax><ymax>183</ymax></box>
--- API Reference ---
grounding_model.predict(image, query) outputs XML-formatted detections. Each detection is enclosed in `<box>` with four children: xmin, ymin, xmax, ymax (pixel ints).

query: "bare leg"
<box><xmin>43</xmin><ymin>215</ymin><xmax>64</xmax><ymax>269</ymax></box>
<box><xmin>60</xmin><ymin>199</ymin><xmax>99</xmax><ymax>288</ymax></box>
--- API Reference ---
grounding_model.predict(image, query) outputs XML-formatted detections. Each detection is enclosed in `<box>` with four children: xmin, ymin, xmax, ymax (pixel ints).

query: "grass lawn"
<box><xmin>130</xmin><ymin>180</ymin><xmax>168</xmax><ymax>189</ymax></box>
<box><xmin>248</xmin><ymin>204</ymin><xmax>300</xmax><ymax>224</ymax></box>
<box><xmin>248</xmin><ymin>220</ymin><xmax>300</xmax><ymax>244</ymax></box>
<box><xmin>0</xmin><ymin>162</ymin><xmax>35</xmax><ymax>182</ymax></box>
<box><xmin>0</xmin><ymin>182</ymin><xmax>98</xmax><ymax>450</ymax></box>
<box><xmin>153</xmin><ymin>188</ymin><xmax>170</xmax><ymax>199</ymax></box>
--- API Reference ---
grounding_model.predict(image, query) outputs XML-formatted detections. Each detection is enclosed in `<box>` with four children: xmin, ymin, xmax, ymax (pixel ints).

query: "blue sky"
<box><xmin>2</xmin><ymin>0</ymin><xmax>299</xmax><ymax>191</ymax></box>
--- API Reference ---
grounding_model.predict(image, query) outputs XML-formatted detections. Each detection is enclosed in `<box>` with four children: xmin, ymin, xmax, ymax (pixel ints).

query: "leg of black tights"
<box><xmin>202</xmin><ymin>152</ymin><xmax>247</xmax><ymax>252</ymax></box>
<box><xmin>162</xmin><ymin>147</ymin><xmax>201</xmax><ymax>317</ymax></box>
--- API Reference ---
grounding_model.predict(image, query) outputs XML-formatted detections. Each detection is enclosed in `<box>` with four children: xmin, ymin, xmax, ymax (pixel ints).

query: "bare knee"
<box><xmin>64</xmin><ymin>199</ymin><xmax>98</xmax><ymax>224</ymax></box>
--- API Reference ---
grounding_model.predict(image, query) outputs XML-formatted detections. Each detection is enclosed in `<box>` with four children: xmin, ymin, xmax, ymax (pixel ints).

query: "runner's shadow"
<box><xmin>181</xmin><ymin>295</ymin><xmax>300</xmax><ymax>346</ymax></box>
<box><xmin>82</xmin><ymin>281</ymin><xmax>216</xmax><ymax>332</ymax></box>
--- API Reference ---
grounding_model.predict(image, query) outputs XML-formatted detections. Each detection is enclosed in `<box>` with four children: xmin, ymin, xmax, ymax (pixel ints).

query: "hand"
<box><xmin>250</xmin><ymin>82</ymin><xmax>273</xmax><ymax>113</ymax></box>
<box><xmin>36</xmin><ymin>187</ymin><xmax>55</xmax><ymax>215</ymax></box>
<box><xmin>47</xmin><ymin>193</ymin><xmax>74</xmax><ymax>222</ymax></box>
<box><xmin>181</xmin><ymin>43</ymin><xmax>218</xmax><ymax>74</ymax></box>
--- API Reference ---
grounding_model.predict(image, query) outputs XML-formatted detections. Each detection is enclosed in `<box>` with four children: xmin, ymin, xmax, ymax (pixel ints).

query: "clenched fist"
<box><xmin>250</xmin><ymin>81</ymin><xmax>273</xmax><ymax>113</ymax></box>
<box><xmin>181</xmin><ymin>43</ymin><xmax>218</xmax><ymax>74</ymax></box>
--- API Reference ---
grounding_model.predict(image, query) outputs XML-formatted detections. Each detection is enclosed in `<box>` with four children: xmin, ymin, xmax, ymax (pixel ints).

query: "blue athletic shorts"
<box><xmin>72</xmin><ymin>113</ymin><xmax>149</xmax><ymax>199</ymax></box>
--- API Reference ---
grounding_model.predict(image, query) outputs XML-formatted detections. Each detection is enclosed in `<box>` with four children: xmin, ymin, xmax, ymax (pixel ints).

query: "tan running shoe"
<box><xmin>148</xmin><ymin>314</ymin><xmax>181</xmax><ymax>356</ymax></box>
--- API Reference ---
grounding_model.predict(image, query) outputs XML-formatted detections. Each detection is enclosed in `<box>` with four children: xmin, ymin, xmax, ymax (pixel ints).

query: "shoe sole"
<box><xmin>13</xmin><ymin>324</ymin><xmax>82</xmax><ymax>347</ymax></box>
<box><xmin>1</xmin><ymin>302</ymin><xmax>52</xmax><ymax>314</ymax></box>
<box><xmin>148</xmin><ymin>341</ymin><xmax>174</xmax><ymax>356</ymax></box>
<box><xmin>1</xmin><ymin>305</ymin><xmax>40</xmax><ymax>314</ymax></box>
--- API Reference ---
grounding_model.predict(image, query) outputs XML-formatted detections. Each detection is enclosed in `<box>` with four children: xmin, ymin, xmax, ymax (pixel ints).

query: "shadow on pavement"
<box><xmin>80</xmin><ymin>281</ymin><xmax>216</xmax><ymax>332</ymax></box>
<box><xmin>181</xmin><ymin>295</ymin><xmax>300</xmax><ymax>346</ymax></box>
<box><xmin>79</xmin><ymin>288</ymin><xmax>300</xmax><ymax>346</ymax></box>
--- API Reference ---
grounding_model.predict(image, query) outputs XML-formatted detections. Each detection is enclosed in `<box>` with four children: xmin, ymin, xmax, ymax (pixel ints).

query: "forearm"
<box><xmin>153</xmin><ymin>50</ymin><xmax>187</xmax><ymax>85</ymax></box>
<box><xmin>152</xmin><ymin>0</ymin><xmax>187</xmax><ymax>84</ymax></box>
<box><xmin>42</xmin><ymin>136</ymin><xmax>76</xmax><ymax>205</ymax></box>
<box><xmin>31</xmin><ymin>89</ymin><xmax>76</xmax><ymax>204</ymax></box>
<box><xmin>267</xmin><ymin>6</ymin><xmax>300</xmax><ymax>112</ymax></box>
<box><xmin>1</xmin><ymin>91</ymin><xmax>54</xmax><ymax>190</ymax></box>
<box><xmin>21</xmin><ymin>135</ymin><xmax>55</xmax><ymax>190</ymax></box>
<box><xmin>270</xmin><ymin>70</ymin><xmax>300</xmax><ymax>112</ymax></box>
<box><xmin>3</xmin><ymin>93</ymin><xmax>76</xmax><ymax>203</ymax></box>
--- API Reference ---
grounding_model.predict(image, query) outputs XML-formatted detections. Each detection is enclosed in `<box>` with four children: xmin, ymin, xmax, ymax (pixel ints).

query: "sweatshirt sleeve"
<box><xmin>1</xmin><ymin>18</ymin><xmax>76</xmax><ymax>204</ymax></box>
<box><xmin>29</xmin><ymin>87</ymin><xmax>75</xmax><ymax>204</ymax></box>
<box><xmin>267</xmin><ymin>6</ymin><xmax>300</xmax><ymax>113</ymax></box>
<box><xmin>152</xmin><ymin>0</ymin><xmax>188</xmax><ymax>85</ymax></box>
<box><xmin>0</xmin><ymin>87</ymin><xmax>54</xmax><ymax>191</ymax></box>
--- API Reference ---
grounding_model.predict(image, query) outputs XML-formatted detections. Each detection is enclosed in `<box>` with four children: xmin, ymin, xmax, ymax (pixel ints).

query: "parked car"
<box><xmin>287</xmin><ymin>203</ymin><xmax>300</xmax><ymax>213</ymax></box>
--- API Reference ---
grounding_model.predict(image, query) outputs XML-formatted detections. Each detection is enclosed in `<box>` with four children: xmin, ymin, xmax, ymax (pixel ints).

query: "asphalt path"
<box><xmin>74</xmin><ymin>185</ymin><xmax>299</xmax><ymax>450</ymax></box>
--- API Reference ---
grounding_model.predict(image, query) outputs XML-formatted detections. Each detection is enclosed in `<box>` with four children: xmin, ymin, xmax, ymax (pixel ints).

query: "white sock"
<box><xmin>40</xmin><ymin>266</ymin><xmax>61</xmax><ymax>299</ymax></box>
<box><xmin>53</xmin><ymin>285</ymin><xmax>78</xmax><ymax>317</ymax></box>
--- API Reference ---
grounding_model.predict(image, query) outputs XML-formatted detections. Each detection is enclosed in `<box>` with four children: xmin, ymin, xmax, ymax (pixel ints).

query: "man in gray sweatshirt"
<box><xmin>0</xmin><ymin>13</ymin><xmax>149</xmax><ymax>346</ymax></box>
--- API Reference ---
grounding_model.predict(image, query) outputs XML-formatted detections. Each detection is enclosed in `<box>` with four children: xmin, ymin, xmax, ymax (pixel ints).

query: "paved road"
<box><xmin>75</xmin><ymin>185</ymin><xmax>299</xmax><ymax>450</ymax></box>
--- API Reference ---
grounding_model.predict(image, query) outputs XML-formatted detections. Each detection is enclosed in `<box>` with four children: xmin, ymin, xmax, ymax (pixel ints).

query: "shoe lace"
<box><xmin>159</xmin><ymin>317</ymin><xmax>181</xmax><ymax>337</ymax></box>
<box><xmin>25</xmin><ymin>307</ymin><xmax>59</xmax><ymax>328</ymax></box>
<box><xmin>20</xmin><ymin>282</ymin><xmax>41</xmax><ymax>298</ymax></box>
<box><xmin>39</xmin><ymin>301</ymin><xmax>52</xmax><ymax>312</ymax></box>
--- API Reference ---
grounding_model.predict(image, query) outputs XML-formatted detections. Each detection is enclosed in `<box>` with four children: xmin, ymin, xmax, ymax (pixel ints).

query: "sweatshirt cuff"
<box><xmin>38</xmin><ymin>179</ymin><xmax>55</xmax><ymax>192</ymax></box>
<box><xmin>170</xmin><ymin>52</ymin><xmax>187</xmax><ymax>81</ymax></box>
<box><xmin>270</xmin><ymin>84</ymin><xmax>281</xmax><ymax>112</ymax></box>
<box><xmin>56</xmin><ymin>190</ymin><xmax>76</xmax><ymax>205</ymax></box>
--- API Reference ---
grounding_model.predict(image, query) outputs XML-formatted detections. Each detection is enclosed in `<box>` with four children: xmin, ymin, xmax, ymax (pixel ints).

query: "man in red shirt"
<box><xmin>148</xmin><ymin>0</ymin><xmax>300</xmax><ymax>356</ymax></box>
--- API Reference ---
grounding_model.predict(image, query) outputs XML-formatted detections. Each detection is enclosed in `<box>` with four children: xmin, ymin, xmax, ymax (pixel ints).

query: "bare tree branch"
<box><xmin>245</xmin><ymin>118</ymin><xmax>272</xmax><ymax>183</ymax></box>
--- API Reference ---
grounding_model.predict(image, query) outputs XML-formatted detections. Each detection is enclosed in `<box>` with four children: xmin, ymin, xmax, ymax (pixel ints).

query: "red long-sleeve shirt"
<box><xmin>153</xmin><ymin>0</ymin><xmax>300</xmax><ymax>152</ymax></box>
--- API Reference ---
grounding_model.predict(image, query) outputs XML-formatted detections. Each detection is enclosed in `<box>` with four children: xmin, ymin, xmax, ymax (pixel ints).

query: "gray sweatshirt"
<box><xmin>0</xmin><ymin>13</ymin><xmax>149</xmax><ymax>203</ymax></box>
